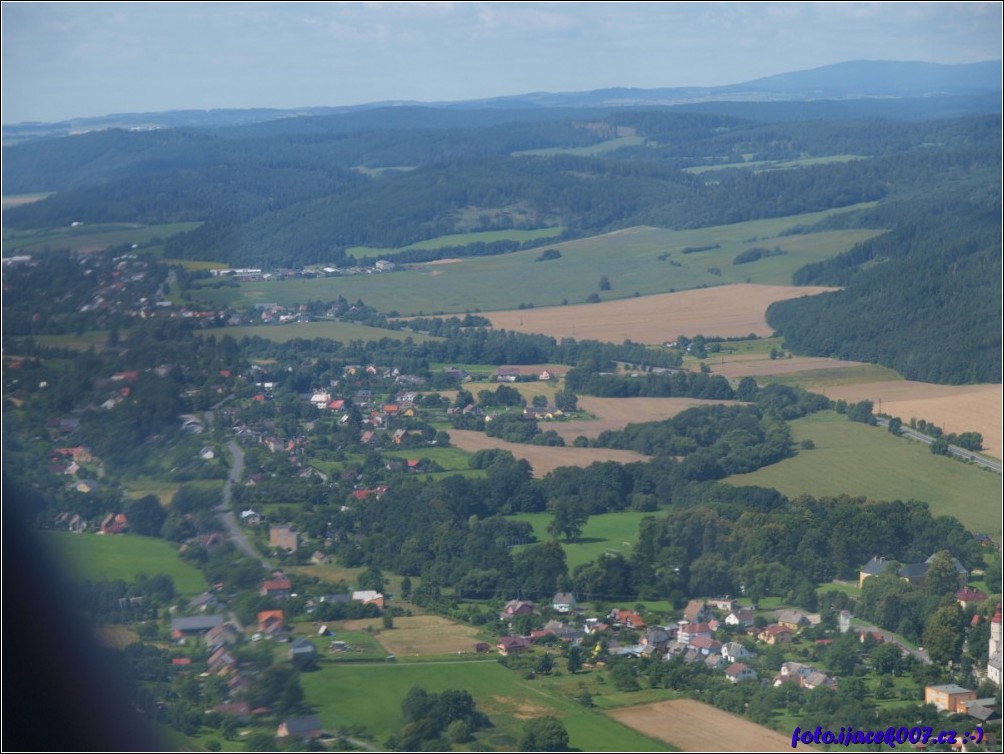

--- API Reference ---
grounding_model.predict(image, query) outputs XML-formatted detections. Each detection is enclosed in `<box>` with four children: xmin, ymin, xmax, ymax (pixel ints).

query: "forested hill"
<box><xmin>767</xmin><ymin>173</ymin><xmax>1002</xmax><ymax>384</ymax></box>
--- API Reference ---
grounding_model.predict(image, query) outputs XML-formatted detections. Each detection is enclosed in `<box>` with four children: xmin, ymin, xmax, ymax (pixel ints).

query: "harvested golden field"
<box><xmin>486</xmin><ymin>284</ymin><xmax>837</xmax><ymax>342</ymax></box>
<box><xmin>608</xmin><ymin>698</ymin><xmax>808</xmax><ymax>752</ymax></box>
<box><xmin>819</xmin><ymin>381</ymin><xmax>1003</xmax><ymax>460</ymax></box>
<box><xmin>555</xmin><ymin>396</ymin><xmax>737</xmax><ymax>441</ymax></box>
<box><xmin>448</xmin><ymin>429</ymin><xmax>648</xmax><ymax>476</ymax></box>
<box><xmin>329</xmin><ymin>615</ymin><xmax>481</xmax><ymax>656</ymax></box>
<box><xmin>711</xmin><ymin>352</ymin><xmax>872</xmax><ymax>379</ymax></box>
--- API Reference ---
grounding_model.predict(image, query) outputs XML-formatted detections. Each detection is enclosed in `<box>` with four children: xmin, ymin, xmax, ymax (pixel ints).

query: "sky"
<box><xmin>2</xmin><ymin>1</ymin><xmax>1001</xmax><ymax>123</ymax></box>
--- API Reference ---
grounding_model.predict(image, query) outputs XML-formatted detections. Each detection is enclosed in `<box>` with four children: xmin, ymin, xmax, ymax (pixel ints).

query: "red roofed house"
<box><xmin>759</xmin><ymin>625</ymin><xmax>793</xmax><ymax>645</ymax></box>
<box><xmin>258</xmin><ymin>610</ymin><xmax>286</xmax><ymax>638</ymax></box>
<box><xmin>497</xmin><ymin>636</ymin><xmax>531</xmax><ymax>655</ymax></box>
<box><xmin>725</xmin><ymin>662</ymin><xmax>758</xmax><ymax>683</ymax></box>
<box><xmin>610</xmin><ymin>609</ymin><xmax>647</xmax><ymax>629</ymax></box>
<box><xmin>100</xmin><ymin>513</ymin><xmax>128</xmax><ymax>535</ymax></box>
<box><xmin>956</xmin><ymin>587</ymin><xmax>988</xmax><ymax>609</ymax></box>
<box><xmin>261</xmin><ymin>577</ymin><xmax>293</xmax><ymax>599</ymax></box>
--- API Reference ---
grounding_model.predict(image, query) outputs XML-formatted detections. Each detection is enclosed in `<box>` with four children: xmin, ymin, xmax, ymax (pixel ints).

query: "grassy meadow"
<box><xmin>727</xmin><ymin>411</ymin><xmax>1002</xmax><ymax>534</ymax></box>
<box><xmin>512</xmin><ymin>135</ymin><xmax>647</xmax><ymax>156</ymax></box>
<box><xmin>299</xmin><ymin>659</ymin><xmax>671</xmax><ymax>751</ymax></box>
<box><xmin>41</xmin><ymin>531</ymin><xmax>208</xmax><ymax>595</ymax></box>
<box><xmin>197</xmin><ymin>320</ymin><xmax>442</xmax><ymax>344</ymax></box>
<box><xmin>185</xmin><ymin>207</ymin><xmax>883</xmax><ymax>315</ymax></box>
<box><xmin>511</xmin><ymin>510</ymin><xmax>656</xmax><ymax>570</ymax></box>
<box><xmin>346</xmin><ymin>226</ymin><xmax>566</xmax><ymax>259</ymax></box>
<box><xmin>683</xmin><ymin>153</ymin><xmax>867</xmax><ymax>174</ymax></box>
<box><xmin>3</xmin><ymin>221</ymin><xmax>201</xmax><ymax>255</ymax></box>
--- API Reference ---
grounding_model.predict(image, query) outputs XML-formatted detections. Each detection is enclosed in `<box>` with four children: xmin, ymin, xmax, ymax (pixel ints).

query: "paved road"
<box><xmin>875</xmin><ymin>418</ymin><xmax>1002</xmax><ymax>474</ymax></box>
<box><xmin>856</xmin><ymin>623</ymin><xmax>930</xmax><ymax>664</ymax></box>
<box><xmin>215</xmin><ymin>439</ymin><xmax>270</xmax><ymax>570</ymax></box>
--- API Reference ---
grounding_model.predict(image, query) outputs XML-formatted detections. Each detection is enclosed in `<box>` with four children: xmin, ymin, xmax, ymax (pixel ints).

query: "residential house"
<box><xmin>678</xmin><ymin>622</ymin><xmax>713</xmax><ymax>645</ymax></box>
<box><xmin>100</xmin><ymin>512</ymin><xmax>128</xmax><ymax>534</ymax></box>
<box><xmin>725</xmin><ymin>662</ymin><xmax>758</xmax><ymax>683</ymax></box>
<box><xmin>352</xmin><ymin>590</ymin><xmax>385</xmax><ymax>609</ymax></box>
<box><xmin>777</xmin><ymin>609</ymin><xmax>811</xmax><ymax>631</ymax></box>
<box><xmin>205</xmin><ymin>622</ymin><xmax>240</xmax><ymax>650</ymax></box>
<box><xmin>288</xmin><ymin>638</ymin><xmax>318</xmax><ymax>662</ymax></box>
<box><xmin>725</xmin><ymin>608</ymin><xmax>754</xmax><ymax>628</ymax></box>
<box><xmin>708</xmin><ymin>597</ymin><xmax>739</xmax><ymax>612</ymax></box>
<box><xmin>261</xmin><ymin>577</ymin><xmax>293</xmax><ymax>599</ymax></box>
<box><xmin>683</xmin><ymin>600</ymin><xmax>713</xmax><ymax>623</ymax></box>
<box><xmin>642</xmin><ymin>628</ymin><xmax>671</xmax><ymax>651</ymax></box>
<box><xmin>552</xmin><ymin>593</ymin><xmax>577</xmax><ymax>614</ymax></box>
<box><xmin>721</xmin><ymin>641</ymin><xmax>754</xmax><ymax>664</ymax></box>
<box><xmin>956</xmin><ymin>587</ymin><xmax>988</xmax><ymax>609</ymax></box>
<box><xmin>258</xmin><ymin>610</ymin><xmax>286</xmax><ymax>638</ymax></box>
<box><xmin>277</xmin><ymin>715</ymin><xmax>323</xmax><ymax>741</ymax></box>
<box><xmin>170</xmin><ymin>614</ymin><xmax>225</xmax><ymax>639</ymax></box>
<box><xmin>495</xmin><ymin>366</ymin><xmax>521</xmax><ymax>382</ymax></box>
<box><xmin>187</xmin><ymin>591</ymin><xmax>219</xmax><ymax>613</ymax></box>
<box><xmin>501</xmin><ymin>600</ymin><xmax>535</xmax><ymax>619</ymax></box>
<box><xmin>925</xmin><ymin>684</ymin><xmax>977</xmax><ymax>713</ymax></box>
<box><xmin>497</xmin><ymin>636</ymin><xmax>531</xmax><ymax>656</ymax></box>
<box><xmin>268</xmin><ymin>525</ymin><xmax>299</xmax><ymax>552</ymax></box>
<box><xmin>959</xmin><ymin>698</ymin><xmax>1001</xmax><ymax>724</ymax></box>
<box><xmin>704</xmin><ymin>653</ymin><xmax>727</xmax><ymax>671</ymax></box>
<box><xmin>689</xmin><ymin>636</ymin><xmax>723</xmax><ymax>656</ymax></box>
<box><xmin>240</xmin><ymin>509</ymin><xmax>262</xmax><ymax>526</ymax></box>
<box><xmin>74</xmin><ymin>478</ymin><xmax>99</xmax><ymax>494</ymax></box>
<box><xmin>310</xmin><ymin>550</ymin><xmax>330</xmax><ymax>565</ymax></box>
<box><xmin>989</xmin><ymin>604</ymin><xmax>1002</xmax><ymax>686</ymax></box>
<box><xmin>610</xmin><ymin>609</ymin><xmax>646</xmax><ymax>630</ymax></box>
<box><xmin>207</xmin><ymin>646</ymin><xmax>238</xmax><ymax>676</ymax></box>
<box><xmin>758</xmin><ymin>625</ymin><xmax>793</xmax><ymax>645</ymax></box>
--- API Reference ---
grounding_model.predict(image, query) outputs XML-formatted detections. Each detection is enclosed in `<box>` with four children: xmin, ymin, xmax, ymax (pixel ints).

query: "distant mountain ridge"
<box><xmin>4</xmin><ymin>59</ymin><xmax>1000</xmax><ymax>141</ymax></box>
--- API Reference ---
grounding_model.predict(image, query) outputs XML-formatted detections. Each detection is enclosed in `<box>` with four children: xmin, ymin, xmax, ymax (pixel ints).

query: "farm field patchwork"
<box><xmin>299</xmin><ymin>659</ymin><xmax>670</xmax><ymax>751</ymax></box>
<box><xmin>554</xmin><ymin>396</ymin><xmax>739</xmax><ymax>441</ymax></box>
<box><xmin>41</xmin><ymin>531</ymin><xmax>209</xmax><ymax>595</ymax></box>
<box><xmin>487</xmin><ymin>284</ymin><xmax>839</xmax><ymax>342</ymax></box>
<box><xmin>346</xmin><ymin>226</ymin><xmax>566</xmax><ymax>259</ymax></box>
<box><xmin>3</xmin><ymin>221</ymin><xmax>201</xmax><ymax>254</ymax></box>
<box><xmin>608</xmin><ymin>698</ymin><xmax>809</xmax><ymax>752</ymax></box>
<box><xmin>816</xmin><ymin>380</ymin><xmax>1003</xmax><ymax>461</ymax></box>
<box><xmin>447</xmin><ymin>428</ymin><xmax>648</xmax><ymax>476</ymax></box>
<box><xmin>185</xmin><ymin>209</ymin><xmax>880</xmax><ymax>315</ymax></box>
<box><xmin>727</xmin><ymin>411</ymin><xmax>1002</xmax><ymax>534</ymax></box>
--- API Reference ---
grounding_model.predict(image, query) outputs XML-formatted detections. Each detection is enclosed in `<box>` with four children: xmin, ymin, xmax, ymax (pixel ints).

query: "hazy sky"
<box><xmin>2</xmin><ymin>2</ymin><xmax>1001</xmax><ymax>123</ymax></box>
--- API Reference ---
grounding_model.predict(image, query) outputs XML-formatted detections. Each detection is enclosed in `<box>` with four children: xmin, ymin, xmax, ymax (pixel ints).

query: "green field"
<box><xmin>513</xmin><ymin>135</ymin><xmax>647</xmax><ymax>157</ymax></box>
<box><xmin>512</xmin><ymin>510</ymin><xmax>656</xmax><ymax>570</ymax></box>
<box><xmin>346</xmin><ymin>227</ymin><xmax>566</xmax><ymax>259</ymax></box>
<box><xmin>196</xmin><ymin>320</ymin><xmax>442</xmax><ymax>344</ymax></box>
<box><xmin>185</xmin><ymin>207</ymin><xmax>883</xmax><ymax>315</ymax></box>
<box><xmin>684</xmin><ymin>154</ymin><xmax>867</xmax><ymax>174</ymax></box>
<box><xmin>3</xmin><ymin>222</ymin><xmax>201</xmax><ymax>255</ymax></box>
<box><xmin>727</xmin><ymin>411</ymin><xmax>1003</xmax><ymax>534</ymax></box>
<box><xmin>300</xmin><ymin>659</ymin><xmax>670</xmax><ymax>751</ymax></box>
<box><xmin>41</xmin><ymin>531</ymin><xmax>208</xmax><ymax>595</ymax></box>
<box><xmin>759</xmin><ymin>363</ymin><xmax>905</xmax><ymax>388</ymax></box>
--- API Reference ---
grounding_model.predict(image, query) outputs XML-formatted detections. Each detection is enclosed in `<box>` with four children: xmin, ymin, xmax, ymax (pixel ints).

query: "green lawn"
<box><xmin>41</xmin><ymin>531</ymin><xmax>208</xmax><ymax>595</ymax></box>
<box><xmin>381</xmin><ymin>444</ymin><xmax>474</xmax><ymax>472</ymax></box>
<box><xmin>346</xmin><ymin>227</ymin><xmax>566</xmax><ymax>259</ymax></box>
<box><xmin>299</xmin><ymin>659</ymin><xmax>671</xmax><ymax>751</ymax></box>
<box><xmin>511</xmin><ymin>511</ymin><xmax>657</xmax><ymax>570</ymax></box>
<box><xmin>2</xmin><ymin>221</ymin><xmax>201</xmax><ymax>254</ymax></box>
<box><xmin>512</xmin><ymin>136</ymin><xmax>647</xmax><ymax>157</ymax></box>
<box><xmin>183</xmin><ymin>208</ymin><xmax>883</xmax><ymax>316</ymax></box>
<box><xmin>196</xmin><ymin>320</ymin><xmax>441</xmax><ymax>344</ymax></box>
<box><xmin>727</xmin><ymin>411</ymin><xmax>1002</xmax><ymax>534</ymax></box>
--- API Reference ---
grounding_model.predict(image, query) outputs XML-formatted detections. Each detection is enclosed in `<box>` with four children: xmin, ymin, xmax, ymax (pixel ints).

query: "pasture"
<box><xmin>346</xmin><ymin>226</ymin><xmax>565</xmax><ymax>259</ymax></box>
<box><xmin>448</xmin><ymin>429</ymin><xmax>648</xmax><ymax>477</ymax></box>
<box><xmin>609</xmin><ymin>698</ymin><xmax>808</xmax><ymax>752</ymax></box>
<box><xmin>323</xmin><ymin>615</ymin><xmax>482</xmax><ymax>657</ymax></box>
<box><xmin>2</xmin><ymin>221</ymin><xmax>201</xmax><ymax>255</ymax></box>
<box><xmin>487</xmin><ymin>284</ymin><xmax>839</xmax><ymax>342</ymax></box>
<box><xmin>727</xmin><ymin>411</ymin><xmax>1002</xmax><ymax>534</ymax></box>
<box><xmin>41</xmin><ymin>531</ymin><xmax>208</xmax><ymax>595</ymax></box>
<box><xmin>183</xmin><ymin>208</ymin><xmax>882</xmax><ymax>315</ymax></box>
<box><xmin>196</xmin><ymin>320</ymin><xmax>441</xmax><ymax>344</ymax></box>
<box><xmin>511</xmin><ymin>510</ymin><xmax>656</xmax><ymax>570</ymax></box>
<box><xmin>299</xmin><ymin>659</ymin><xmax>669</xmax><ymax>751</ymax></box>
